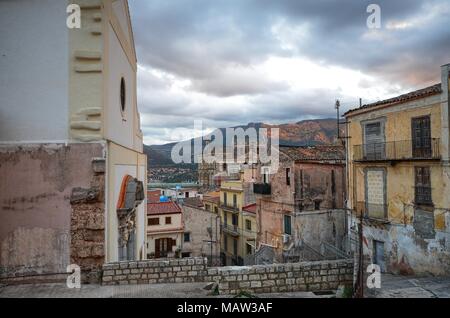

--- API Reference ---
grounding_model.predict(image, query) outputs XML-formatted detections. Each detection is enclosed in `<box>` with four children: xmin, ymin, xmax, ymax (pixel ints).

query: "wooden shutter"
<box><xmin>155</xmin><ymin>239</ymin><xmax>160</xmax><ymax>258</ymax></box>
<box><xmin>412</xmin><ymin>116</ymin><xmax>431</xmax><ymax>157</ymax></box>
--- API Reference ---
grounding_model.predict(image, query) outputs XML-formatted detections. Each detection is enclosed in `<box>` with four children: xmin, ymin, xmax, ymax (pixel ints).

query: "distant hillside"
<box><xmin>145</xmin><ymin>118</ymin><xmax>340</xmax><ymax>167</ymax></box>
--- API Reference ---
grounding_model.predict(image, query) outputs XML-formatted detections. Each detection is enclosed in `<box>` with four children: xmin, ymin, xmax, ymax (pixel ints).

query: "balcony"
<box><xmin>253</xmin><ymin>183</ymin><xmax>271</xmax><ymax>195</ymax></box>
<box><xmin>220</xmin><ymin>204</ymin><xmax>239</xmax><ymax>213</ymax></box>
<box><xmin>355</xmin><ymin>201</ymin><xmax>388</xmax><ymax>221</ymax></box>
<box><xmin>221</xmin><ymin>223</ymin><xmax>240</xmax><ymax>236</ymax></box>
<box><xmin>353</xmin><ymin>139</ymin><xmax>440</xmax><ymax>162</ymax></box>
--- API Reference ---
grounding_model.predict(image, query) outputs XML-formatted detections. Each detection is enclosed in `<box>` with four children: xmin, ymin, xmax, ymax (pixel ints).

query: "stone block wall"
<box><xmin>102</xmin><ymin>258</ymin><xmax>354</xmax><ymax>295</ymax></box>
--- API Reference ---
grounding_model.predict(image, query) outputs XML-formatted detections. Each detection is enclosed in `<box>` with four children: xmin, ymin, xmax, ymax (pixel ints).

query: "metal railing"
<box><xmin>253</xmin><ymin>183</ymin><xmax>271</xmax><ymax>195</ymax></box>
<box><xmin>220</xmin><ymin>204</ymin><xmax>239</xmax><ymax>212</ymax></box>
<box><xmin>221</xmin><ymin>223</ymin><xmax>240</xmax><ymax>236</ymax></box>
<box><xmin>353</xmin><ymin>138</ymin><xmax>440</xmax><ymax>161</ymax></box>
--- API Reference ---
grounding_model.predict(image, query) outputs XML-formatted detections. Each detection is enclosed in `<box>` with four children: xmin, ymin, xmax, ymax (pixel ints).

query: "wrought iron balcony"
<box><xmin>221</xmin><ymin>223</ymin><xmax>240</xmax><ymax>236</ymax></box>
<box><xmin>253</xmin><ymin>183</ymin><xmax>271</xmax><ymax>195</ymax></box>
<box><xmin>353</xmin><ymin>139</ymin><xmax>440</xmax><ymax>162</ymax></box>
<box><xmin>220</xmin><ymin>204</ymin><xmax>239</xmax><ymax>213</ymax></box>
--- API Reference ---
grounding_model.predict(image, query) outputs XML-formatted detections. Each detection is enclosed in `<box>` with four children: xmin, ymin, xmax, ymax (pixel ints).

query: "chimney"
<box><xmin>440</xmin><ymin>64</ymin><xmax>450</xmax><ymax>163</ymax></box>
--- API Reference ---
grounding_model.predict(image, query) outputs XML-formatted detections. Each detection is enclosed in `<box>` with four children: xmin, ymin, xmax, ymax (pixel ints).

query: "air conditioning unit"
<box><xmin>282</xmin><ymin>234</ymin><xmax>290</xmax><ymax>244</ymax></box>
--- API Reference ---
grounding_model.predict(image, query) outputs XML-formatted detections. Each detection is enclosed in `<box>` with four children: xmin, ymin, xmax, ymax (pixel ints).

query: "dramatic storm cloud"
<box><xmin>129</xmin><ymin>0</ymin><xmax>450</xmax><ymax>145</ymax></box>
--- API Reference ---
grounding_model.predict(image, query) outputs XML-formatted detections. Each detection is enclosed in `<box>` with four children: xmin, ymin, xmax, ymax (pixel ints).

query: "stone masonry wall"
<box><xmin>102</xmin><ymin>258</ymin><xmax>354</xmax><ymax>295</ymax></box>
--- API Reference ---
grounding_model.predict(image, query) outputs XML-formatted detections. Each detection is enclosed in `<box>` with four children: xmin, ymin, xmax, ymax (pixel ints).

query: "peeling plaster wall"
<box><xmin>293</xmin><ymin>210</ymin><xmax>347</xmax><ymax>253</ymax></box>
<box><xmin>0</xmin><ymin>143</ymin><xmax>104</xmax><ymax>278</ymax></box>
<box><xmin>181</xmin><ymin>205</ymin><xmax>221</xmax><ymax>263</ymax></box>
<box><xmin>357</xmin><ymin>217</ymin><xmax>450</xmax><ymax>276</ymax></box>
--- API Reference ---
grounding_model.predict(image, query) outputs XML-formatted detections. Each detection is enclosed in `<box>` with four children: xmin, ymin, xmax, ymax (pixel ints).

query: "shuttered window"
<box><xmin>415</xmin><ymin>167</ymin><xmax>432</xmax><ymax>205</ymax></box>
<box><xmin>284</xmin><ymin>215</ymin><xmax>292</xmax><ymax>235</ymax></box>
<box><xmin>412</xmin><ymin>116</ymin><xmax>431</xmax><ymax>158</ymax></box>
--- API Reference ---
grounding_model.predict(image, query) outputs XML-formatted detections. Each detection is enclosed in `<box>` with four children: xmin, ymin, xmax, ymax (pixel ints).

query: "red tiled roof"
<box><xmin>147</xmin><ymin>190</ymin><xmax>161</xmax><ymax>203</ymax></box>
<box><xmin>183</xmin><ymin>197</ymin><xmax>204</xmax><ymax>208</ymax></box>
<box><xmin>203</xmin><ymin>196</ymin><xmax>220</xmax><ymax>204</ymax></box>
<box><xmin>147</xmin><ymin>201</ymin><xmax>181</xmax><ymax>215</ymax></box>
<box><xmin>243</xmin><ymin>203</ymin><xmax>256</xmax><ymax>214</ymax></box>
<box><xmin>344</xmin><ymin>83</ymin><xmax>442</xmax><ymax>117</ymax></box>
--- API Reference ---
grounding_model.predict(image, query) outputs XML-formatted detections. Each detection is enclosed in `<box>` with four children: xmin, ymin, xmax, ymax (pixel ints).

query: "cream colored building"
<box><xmin>147</xmin><ymin>202</ymin><xmax>183</xmax><ymax>258</ymax></box>
<box><xmin>219</xmin><ymin>176</ymin><xmax>257</xmax><ymax>266</ymax></box>
<box><xmin>344</xmin><ymin>64</ymin><xmax>450</xmax><ymax>275</ymax></box>
<box><xmin>0</xmin><ymin>0</ymin><xmax>146</xmax><ymax>281</ymax></box>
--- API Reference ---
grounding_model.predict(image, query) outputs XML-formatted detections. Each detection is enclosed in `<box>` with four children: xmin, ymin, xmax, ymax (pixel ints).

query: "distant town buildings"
<box><xmin>253</xmin><ymin>145</ymin><xmax>347</xmax><ymax>262</ymax></box>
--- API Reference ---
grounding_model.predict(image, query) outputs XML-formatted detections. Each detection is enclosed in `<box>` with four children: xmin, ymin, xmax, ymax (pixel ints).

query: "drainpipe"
<box><xmin>441</xmin><ymin>63</ymin><xmax>450</xmax><ymax>211</ymax></box>
<box><xmin>441</xmin><ymin>64</ymin><xmax>450</xmax><ymax>164</ymax></box>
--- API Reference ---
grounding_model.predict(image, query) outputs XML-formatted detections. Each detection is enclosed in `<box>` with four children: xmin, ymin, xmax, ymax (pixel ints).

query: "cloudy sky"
<box><xmin>128</xmin><ymin>0</ymin><xmax>450</xmax><ymax>145</ymax></box>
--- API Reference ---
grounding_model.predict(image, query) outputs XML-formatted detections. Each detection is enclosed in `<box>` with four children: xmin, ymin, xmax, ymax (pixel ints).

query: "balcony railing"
<box><xmin>220</xmin><ymin>204</ymin><xmax>239</xmax><ymax>213</ymax></box>
<box><xmin>221</xmin><ymin>223</ymin><xmax>240</xmax><ymax>236</ymax></box>
<box><xmin>355</xmin><ymin>201</ymin><xmax>388</xmax><ymax>220</ymax></box>
<box><xmin>353</xmin><ymin>139</ymin><xmax>440</xmax><ymax>162</ymax></box>
<box><xmin>253</xmin><ymin>183</ymin><xmax>271</xmax><ymax>195</ymax></box>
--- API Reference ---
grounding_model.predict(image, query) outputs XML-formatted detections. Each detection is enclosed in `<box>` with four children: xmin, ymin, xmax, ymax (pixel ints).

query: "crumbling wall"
<box><xmin>360</xmin><ymin>218</ymin><xmax>450</xmax><ymax>276</ymax></box>
<box><xmin>294</xmin><ymin>163</ymin><xmax>345</xmax><ymax>211</ymax></box>
<box><xmin>293</xmin><ymin>210</ymin><xmax>347</xmax><ymax>253</ymax></box>
<box><xmin>70</xmin><ymin>158</ymin><xmax>106</xmax><ymax>283</ymax></box>
<box><xmin>0</xmin><ymin>143</ymin><xmax>104</xmax><ymax>281</ymax></box>
<box><xmin>181</xmin><ymin>204</ymin><xmax>220</xmax><ymax>264</ymax></box>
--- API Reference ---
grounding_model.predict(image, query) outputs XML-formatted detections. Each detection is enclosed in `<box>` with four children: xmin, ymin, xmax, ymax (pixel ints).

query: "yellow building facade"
<box><xmin>219</xmin><ymin>179</ymin><xmax>257</xmax><ymax>266</ymax></box>
<box><xmin>345</xmin><ymin>64</ymin><xmax>450</xmax><ymax>275</ymax></box>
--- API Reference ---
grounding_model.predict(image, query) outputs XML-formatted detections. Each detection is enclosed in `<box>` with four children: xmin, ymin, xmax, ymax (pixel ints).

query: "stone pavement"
<box><xmin>2</xmin><ymin>274</ymin><xmax>449</xmax><ymax>298</ymax></box>
<box><xmin>366</xmin><ymin>274</ymin><xmax>450</xmax><ymax>298</ymax></box>
<box><xmin>0</xmin><ymin>282</ymin><xmax>325</xmax><ymax>298</ymax></box>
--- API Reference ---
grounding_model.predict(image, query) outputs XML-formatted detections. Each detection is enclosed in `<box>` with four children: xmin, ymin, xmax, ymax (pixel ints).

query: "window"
<box><xmin>363</xmin><ymin>121</ymin><xmax>384</xmax><ymax>159</ymax></box>
<box><xmin>246</xmin><ymin>244</ymin><xmax>252</xmax><ymax>255</ymax></box>
<box><xmin>262</xmin><ymin>167</ymin><xmax>269</xmax><ymax>184</ymax></box>
<box><xmin>232</xmin><ymin>214</ymin><xmax>238</xmax><ymax>227</ymax></box>
<box><xmin>233</xmin><ymin>238</ymin><xmax>238</xmax><ymax>256</ymax></box>
<box><xmin>245</xmin><ymin>219</ymin><xmax>252</xmax><ymax>231</ymax></box>
<box><xmin>284</xmin><ymin>215</ymin><xmax>292</xmax><ymax>235</ymax></box>
<box><xmin>223</xmin><ymin>193</ymin><xmax>227</xmax><ymax>206</ymax></box>
<box><xmin>185</xmin><ymin>192</ymin><xmax>189</xmax><ymax>198</ymax></box>
<box><xmin>182</xmin><ymin>252</ymin><xmax>191</xmax><ymax>258</ymax></box>
<box><xmin>224</xmin><ymin>213</ymin><xmax>228</xmax><ymax>226</ymax></box>
<box><xmin>214</xmin><ymin>206</ymin><xmax>218</xmax><ymax>214</ymax></box>
<box><xmin>415</xmin><ymin>167</ymin><xmax>432</xmax><ymax>205</ymax></box>
<box><xmin>314</xmin><ymin>201</ymin><xmax>321</xmax><ymax>210</ymax></box>
<box><xmin>184</xmin><ymin>232</ymin><xmax>191</xmax><ymax>242</ymax></box>
<box><xmin>286</xmin><ymin>168</ymin><xmax>291</xmax><ymax>186</ymax></box>
<box><xmin>412</xmin><ymin>116</ymin><xmax>431</xmax><ymax>158</ymax></box>
<box><xmin>165</xmin><ymin>217</ymin><xmax>172</xmax><ymax>224</ymax></box>
<box><xmin>365</xmin><ymin>169</ymin><xmax>386</xmax><ymax>219</ymax></box>
<box><xmin>233</xmin><ymin>194</ymin><xmax>237</xmax><ymax>208</ymax></box>
<box><xmin>120</xmin><ymin>77</ymin><xmax>126</xmax><ymax>112</ymax></box>
<box><xmin>148</xmin><ymin>218</ymin><xmax>159</xmax><ymax>226</ymax></box>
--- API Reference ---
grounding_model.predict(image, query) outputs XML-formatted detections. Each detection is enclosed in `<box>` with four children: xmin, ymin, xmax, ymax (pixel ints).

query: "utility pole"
<box><xmin>335</xmin><ymin>99</ymin><xmax>341</xmax><ymax>140</ymax></box>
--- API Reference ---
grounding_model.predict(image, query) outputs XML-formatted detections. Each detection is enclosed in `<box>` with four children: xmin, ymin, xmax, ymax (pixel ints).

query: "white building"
<box><xmin>0</xmin><ymin>0</ymin><xmax>146</xmax><ymax>282</ymax></box>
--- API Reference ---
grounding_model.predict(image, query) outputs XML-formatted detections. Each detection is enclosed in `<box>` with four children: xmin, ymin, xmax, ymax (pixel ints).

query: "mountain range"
<box><xmin>144</xmin><ymin>118</ymin><xmax>341</xmax><ymax>168</ymax></box>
